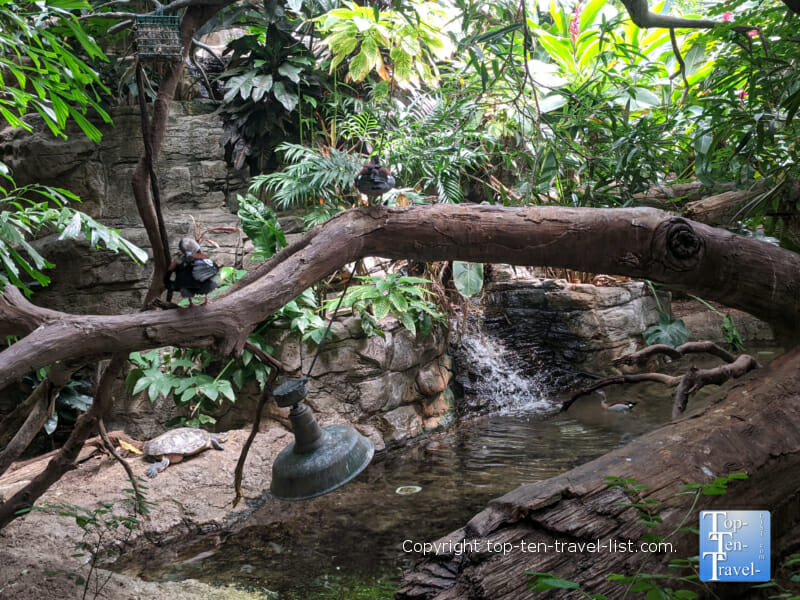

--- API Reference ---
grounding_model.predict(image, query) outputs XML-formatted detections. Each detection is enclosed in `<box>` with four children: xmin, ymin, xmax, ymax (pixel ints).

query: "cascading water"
<box><xmin>452</xmin><ymin>322</ymin><xmax>555</xmax><ymax>415</ymax></box>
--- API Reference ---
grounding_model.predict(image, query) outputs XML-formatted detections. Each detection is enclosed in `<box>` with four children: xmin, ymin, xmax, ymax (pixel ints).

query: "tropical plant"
<box><xmin>0</xmin><ymin>176</ymin><xmax>147</xmax><ymax>295</ymax></box>
<box><xmin>0</xmin><ymin>0</ymin><xmax>147</xmax><ymax>296</ymax></box>
<box><xmin>217</xmin><ymin>0</ymin><xmax>326</xmax><ymax>171</ymax></box>
<box><xmin>384</xmin><ymin>94</ymin><xmax>493</xmax><ymax>203</ymax></box>
<box><xmin>686</xmin><ymin>0</ymin><xmax>800</xmax><ymax>249</ymax></box>
<box><xmin>236</xmin><ymin>193</ymin><xmax>287</xmax><ymax>260</ymax></box>
<box><xmin>643</xmin><ymin>282</ymin><xmax>689</xmax><ymax>347</ymax></box>
<box><xmin>0</xmin><ymin>0</ymin><xmax>110</xmax><ymax>142</ymax></box>
<box><xmin>330</xmin><ymin>273</ymin><xmax>446</xmax><ymax>337</ymax></box>
<box><xmin>125</xmin><ymin>331</ymin><xmax>274</xmax><ymax>427</ymax></box>
<box><xmin>315</xmin><ymin>0</ymin><xmax>453</xmax><ymax>91</ymax></box>
<box><xmin>249</xmin><ymin>142</ymin><xmax>364</xmax><ymax>212</ymax></box>
<box><xmin>524</xmin><ymin>0</ymin><xmax>708</xmax><ymax>204</ymax></box>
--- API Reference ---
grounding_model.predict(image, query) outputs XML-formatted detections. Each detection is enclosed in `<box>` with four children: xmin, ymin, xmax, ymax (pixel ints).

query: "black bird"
<box><xmin>163</xmin><ymin>238</ymin><xmax>220</xmax><ymax>305</ymax></box>
<box><xmin>355</xmin><ymin>156</ymin><xmax>396</xmax><ymax>202</ymax></box>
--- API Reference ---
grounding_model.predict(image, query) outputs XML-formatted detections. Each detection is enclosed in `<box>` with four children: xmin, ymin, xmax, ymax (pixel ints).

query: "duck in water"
<box><xmin>598</xmin><ymin>390</ymin><xmax>636</xmax><ymax>411</ymax></box>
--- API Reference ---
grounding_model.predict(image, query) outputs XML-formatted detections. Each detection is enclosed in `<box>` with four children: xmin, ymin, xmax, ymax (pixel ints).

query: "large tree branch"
<box><xmin>0</xmin><ymin>205</ymin><xmax>798</xmax><ymax>384</ymax></box>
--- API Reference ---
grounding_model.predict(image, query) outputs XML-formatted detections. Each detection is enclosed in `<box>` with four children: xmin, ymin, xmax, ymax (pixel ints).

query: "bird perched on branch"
<box><xmin>163</xmin><ymin>237</ymin><xmax>220</xmax><ymax>305</ymax></box>
<box><xmin>355</xmin><ymin>156</ymin><xmax>395</xmax><ymax>203</ymax></box>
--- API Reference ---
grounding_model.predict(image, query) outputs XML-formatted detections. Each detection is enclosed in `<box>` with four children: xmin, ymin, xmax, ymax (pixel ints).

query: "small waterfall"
<box><xmin>452</xmin><ymin>327</ymin><xmax>554</xmax><ymax>415</ymax></box>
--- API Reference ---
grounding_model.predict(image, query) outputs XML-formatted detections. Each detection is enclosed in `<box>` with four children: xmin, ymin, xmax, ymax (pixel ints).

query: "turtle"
<box><xmin>143</xmin><ymin>427</ymin><xmax>228</xmax><ymax>479</ymax></box>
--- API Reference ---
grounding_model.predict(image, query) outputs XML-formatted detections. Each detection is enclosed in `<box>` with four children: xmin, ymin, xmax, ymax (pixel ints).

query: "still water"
<box><xmin>146</xmin><ymin>378</ymin><xmax>680</xmax><ymax>599</ymax></box>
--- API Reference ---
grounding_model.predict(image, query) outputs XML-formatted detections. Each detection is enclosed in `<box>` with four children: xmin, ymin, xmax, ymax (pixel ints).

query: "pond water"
<box><xmin>144</xmin><ymin>372</ymin><xmax>685</xmax><ymax>599</ymax></box>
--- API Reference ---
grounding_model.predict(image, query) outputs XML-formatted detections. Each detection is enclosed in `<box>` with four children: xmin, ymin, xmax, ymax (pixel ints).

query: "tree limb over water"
<box><xmin>1</xmin><ymin>205</ymin><xmax>798</xmax><ymax>386</ymax></box>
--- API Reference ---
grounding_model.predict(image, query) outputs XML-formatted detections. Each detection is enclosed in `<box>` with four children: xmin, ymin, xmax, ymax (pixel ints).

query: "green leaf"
<box><xmin>361</xmin><ymin>35</ymin><xmax>381</xmax><ymax>71</ymax></box>
<box><xmin>44</xmin><ymin>413</ymin><xmax>58</xmax><ymax>435</ymax></box>
<box><xmin>272</xmin><ymin>81</ymin><xmax>298</xmax><ymax>112</ymax></box>
<box><xmin>397</xmin><ymin>310</ymin><xmax>416</xmax><ymax>335</ymax></box>
<box><xmin>388</xmin><ymin>290</ymin><xmax>408</xmax><ymax>312</ymax></box>
<box><xmin>389</xmin><ymin>47</ymin><xmax>413</xmax><ymax>83</ymax></box>
<box><xmin>217</xmin><ymin>380</ymin><xmax>236</xmax><ymax>402</ymax></box>
<box><xmin>131</xmin><ymin>376</ymin><xmax>153</xmax><ymax>396</ymax></box>
<box><xmin>278</xmin><ymin>63</ymin><xmax>302</xmax><ymax>84</ymax></box>
<box><xmin>643</xmin><ymin>314</ymin><xmax>689</xmax><ymax>347</ymax></box>
<box><xmin>372</xmin><ymin>295</ymin><xmax>391</xmax><ymax>320</ymax></box>
<box><xmin>452</xmin><ymin>261</ymin><xmax>484</xmax><ymax>297</ymax></box>
<box><xmin>250</xmin><ymin>74</ymin><xmax>273</xmax><ymax>102</ymax></box>
<box><xmin>348</xmin><ymin>50</ymin><xmax>371</xmax><ymax>82</ymax></box>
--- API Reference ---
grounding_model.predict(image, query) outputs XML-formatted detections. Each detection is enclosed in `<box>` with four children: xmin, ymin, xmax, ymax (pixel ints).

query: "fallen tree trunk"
<box><xmin>1</xmin><ymin>205</ymin><xmax>799</xmax><ymax>384</ymax></box>
<box><xmin>397</xmin><ymin>348</ymin><xmax>800</xmax><ymax>600</ymax></box>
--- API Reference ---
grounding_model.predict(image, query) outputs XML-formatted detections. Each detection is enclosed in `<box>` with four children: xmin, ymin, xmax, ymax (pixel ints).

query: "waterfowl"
<box><xmin>598</xmin><ymin>390</ymin><xmax>636</xmax><ymax>411</ymax></box>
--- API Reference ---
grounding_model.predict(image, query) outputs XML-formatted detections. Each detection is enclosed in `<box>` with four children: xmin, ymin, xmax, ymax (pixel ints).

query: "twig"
<box><xmin>243</xmin><ymin>340</ymin><xmax>283</xmax><ymax>372</ymax></box>
<box><xmin>233</xmin><ymin>366</ymin><xmax>279</xmax><ymax>507</ymax></box>
<box><xmin>191</xmin><ymin>37</ymin><xmax>226</xmax><ymax>68</ymax></box>
<box><xmin>97</xmin><ymin>418</ymin><xmax>147</xmax><ymax>516</ymax></box>
<box><xmin>189</xmin><ymin>42</ymin><xmax>219</xmax><ymax>101</ymax></box>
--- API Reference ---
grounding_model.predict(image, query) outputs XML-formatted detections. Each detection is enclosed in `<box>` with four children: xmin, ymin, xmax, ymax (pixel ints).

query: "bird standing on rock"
<box><xmin>355</xmin><ymin>156</ymin><xmax>395</xmax><ymax>203</ymax></box>
<box><xmin>163</xmin><ymin>238</ymin><xmax>220</xmax><ymax>305</ymax></box>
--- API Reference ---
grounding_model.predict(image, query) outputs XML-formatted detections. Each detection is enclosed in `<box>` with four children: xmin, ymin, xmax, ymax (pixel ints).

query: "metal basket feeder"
<box><xmin>135</xmin><ymin>14</ymin><xmax>181</xmax><ymax>60</ymax></box>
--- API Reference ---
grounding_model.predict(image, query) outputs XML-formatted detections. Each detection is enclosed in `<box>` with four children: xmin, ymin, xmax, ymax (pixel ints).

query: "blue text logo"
<box><xmin>699</xmin><ymin>510</ymin><xmax>770</xmax><ymax>582</ymax></box>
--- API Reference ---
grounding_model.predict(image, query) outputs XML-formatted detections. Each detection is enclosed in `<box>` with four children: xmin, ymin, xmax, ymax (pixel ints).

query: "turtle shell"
<box><xmin>143</xmin><ymin>427</ymin><xmax>212</xmax><ymax>457</ymax></box>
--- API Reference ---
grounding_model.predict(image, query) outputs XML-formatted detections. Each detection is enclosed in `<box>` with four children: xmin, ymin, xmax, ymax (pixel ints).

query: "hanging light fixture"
<box><xmin>270</xmin><ymin>377</ymin><xmax>374</xmax><ymax>501</ymax></box>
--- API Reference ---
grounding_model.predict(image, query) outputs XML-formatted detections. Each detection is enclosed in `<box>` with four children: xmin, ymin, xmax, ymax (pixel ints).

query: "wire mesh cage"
<box><xmin>135</xmin><ymin>15</ymin><xmax>181</xmax><ymax>59</ymax></box>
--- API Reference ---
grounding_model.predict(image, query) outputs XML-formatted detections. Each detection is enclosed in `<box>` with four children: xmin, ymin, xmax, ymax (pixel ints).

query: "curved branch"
<box><xmin>612</xmin><ymin>340</ymin><xmax>740</xmax><ymax>367</ymax></box>
<box><xmin>562</xmin><ymin>372</ymin><xmax>681</xmax><ymax>411</ymax></box>
<box><xmin>0</xmin><ymin>205</ymin><xmax>798</xmax><ymax>384</ymax></box>
<box><xmin>672</xmin><ymin>354</ymin><xmax>760</xmax><ymax>418</ymax></box>
<box><xmin>620</xmin><ymin>0</ymin><xmax>718</xmax><ymax>29</ymax></box>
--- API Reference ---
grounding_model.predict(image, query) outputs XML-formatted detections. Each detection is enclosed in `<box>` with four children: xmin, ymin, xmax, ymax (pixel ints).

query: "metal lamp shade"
<box><xmin>270</xmin><ymin>404</ymin><xmax>374</xmax><ymax>501</ymax></box>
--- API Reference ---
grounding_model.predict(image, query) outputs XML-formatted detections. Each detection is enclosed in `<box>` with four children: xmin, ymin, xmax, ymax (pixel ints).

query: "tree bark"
<box><xmin>131</xmin><ymin>0</ymin><xmax>239</xmax><ymax>306</ymax></box>
<box><xmin>0</xmin><ymin>355</ymin><xmax>125</xmax><ymax>530</ymax></box>
<box><xmin>398</xmin><ymin>348</ymin><xmax>800</xmax><ymax>600</ymax></box>
<box><xmin>1</xmin><ymin>205</ymin><xmax>798</xmax><ymax>385</ymax></box>
<box><xmin>0</xmin><ymin>362</ymin><xmax>75</xmax><ymax>477</ymax></box>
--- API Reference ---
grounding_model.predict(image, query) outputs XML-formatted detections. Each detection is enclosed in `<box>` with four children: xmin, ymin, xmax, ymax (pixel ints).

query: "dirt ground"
<box><xmin>0</xmin><ymin>424</ymin><xmax>353</xmax><ymax>600</ymax></box>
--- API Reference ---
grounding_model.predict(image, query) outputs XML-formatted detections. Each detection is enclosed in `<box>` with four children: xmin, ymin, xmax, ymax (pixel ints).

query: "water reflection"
<box><xmin>148</xmin><ymin>384</ymin><xmax>679</xmax><ymax>598</ymax></box>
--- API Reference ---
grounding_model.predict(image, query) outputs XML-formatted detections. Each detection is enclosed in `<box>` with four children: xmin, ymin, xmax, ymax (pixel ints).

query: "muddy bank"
<box><xmin>0</xmin><ymin>424</ymin><xmax>345</xmax><ymax>599</ymax></box>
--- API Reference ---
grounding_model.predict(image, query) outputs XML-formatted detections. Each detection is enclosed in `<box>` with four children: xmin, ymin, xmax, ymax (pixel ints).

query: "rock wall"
<box><xmin>0</xmin><ymin>102</ymin><xmax>248</xmax><ymax>314</ymax></box>
<box><xmin>482</xmin><ymin>278</ymin><xmax>662</xmax><ymax>380</ymax></box>
<box><xmin>1</xmin><ymin>101</ymin><xmax>456</xmax><ymax>447</ymax></box>
<box><xmin>107</xmin><ymin>316</ymin><xmax>453</xmax><ymax>445</ymax></box>
<box><xmin>240</xmin><ymin>316</ymin><xmax>452</xmax><ymax>443</ymax></box>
